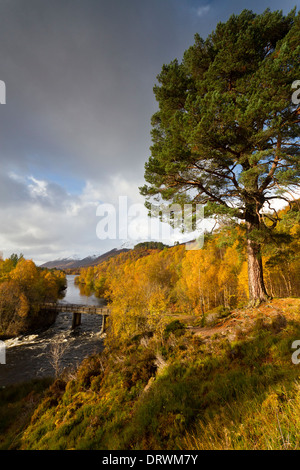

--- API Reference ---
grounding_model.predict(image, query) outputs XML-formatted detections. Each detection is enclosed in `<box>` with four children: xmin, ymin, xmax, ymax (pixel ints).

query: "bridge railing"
<box><xmin>39</xmin><ymin>302</ymin><xmax>110</xmax><ymax>315</ymax></box>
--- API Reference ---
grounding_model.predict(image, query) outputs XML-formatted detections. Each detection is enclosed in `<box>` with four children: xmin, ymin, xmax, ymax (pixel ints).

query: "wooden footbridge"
<box><xmin>41</xmin><ymin>302</ymin><xmax>110</xmax><ymax>334</ymax></box>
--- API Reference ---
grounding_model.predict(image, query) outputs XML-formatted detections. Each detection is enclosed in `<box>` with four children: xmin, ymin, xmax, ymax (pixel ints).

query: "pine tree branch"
<box><xmin>259</xmin><ymin>138</ymin><xmax>281</xmax><ymax>194</ymax></box>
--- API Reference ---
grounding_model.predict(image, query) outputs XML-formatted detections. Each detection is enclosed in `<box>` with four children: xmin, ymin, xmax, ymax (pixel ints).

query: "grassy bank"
<box><xmin>0</xmin><ymin>378</ymin><xmax>53</xmax><ymax>450</ymax></box>
<box><xmin>4</xmin><ymin>298</ymin><xmax>299</xmax><ymax>450</ymax></box>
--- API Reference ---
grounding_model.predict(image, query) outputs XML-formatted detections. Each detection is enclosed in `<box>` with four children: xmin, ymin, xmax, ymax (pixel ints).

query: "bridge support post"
<box><xmin>100</xmin><ymin>314</ymin><xmax>108</xmax><ymax>335</ymax></box>
<box><xmin>72</xmin><ymin>312</ymin><xmax>81</xmax><ymax>329</ymax></box>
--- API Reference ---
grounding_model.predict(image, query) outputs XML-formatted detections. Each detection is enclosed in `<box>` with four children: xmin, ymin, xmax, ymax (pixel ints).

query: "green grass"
<box><xmin>182</xmin><ymin>382</ymin><xmax>300</xmax><ymax>450</ymax></box>
<box><xmin>0</xmin><ymin>377</ymin><xmax>53</xmax><ymax>449</ymax></box>
<box><xmin>2</xmin><ymin>299</ymin><xmax>300</xmax><ymax>450</ymax></box>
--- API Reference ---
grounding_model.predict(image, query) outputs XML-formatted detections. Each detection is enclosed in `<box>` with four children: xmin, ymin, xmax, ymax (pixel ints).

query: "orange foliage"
<box><xmin>0</xmin><ymin>256</ymin><xmax>66</xmax><ymax>337</ymax></box>
<box><xmin>77</xmin><ymin>205</ymin><xmax>300</xmax><ymax>341</ymax></box>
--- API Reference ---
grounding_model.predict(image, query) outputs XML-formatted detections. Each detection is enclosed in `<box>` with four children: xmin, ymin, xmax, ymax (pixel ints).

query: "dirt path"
<box><xmin>188</xmin><ymin>298</ymin><xmax>300</xmax><ymax>341</ymax></box>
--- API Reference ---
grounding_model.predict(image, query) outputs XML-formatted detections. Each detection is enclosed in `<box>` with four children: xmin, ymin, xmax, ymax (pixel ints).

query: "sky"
<box><xmin>0</xmin><ymin>0</ymin><xmax>298</xmax><ymax>264</ymax></box>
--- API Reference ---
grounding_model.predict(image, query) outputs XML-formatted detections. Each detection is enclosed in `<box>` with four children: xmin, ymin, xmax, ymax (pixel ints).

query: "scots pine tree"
<box><xmin>140</xmin><ymin>8</ymin><xmax>300</xmax><ymax>306</ymax></box>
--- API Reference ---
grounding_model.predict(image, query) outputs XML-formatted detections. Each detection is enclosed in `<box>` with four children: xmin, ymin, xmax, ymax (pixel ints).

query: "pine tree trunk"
<box><xmin>286</xmin><ymin>263</ymin><xmax>293</xmax><ymax>297</ymax></box>
<box><xmin>246</xmin><ymin>214</ymin><xmax>270</xmax><ymax>307</ymax></box>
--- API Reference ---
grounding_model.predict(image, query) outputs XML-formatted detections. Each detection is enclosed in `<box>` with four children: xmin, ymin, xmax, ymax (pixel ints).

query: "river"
<box><xmin>0</xmin><ymin>275</ymin><xmax>106</xmax><ymax>387</ymax></box>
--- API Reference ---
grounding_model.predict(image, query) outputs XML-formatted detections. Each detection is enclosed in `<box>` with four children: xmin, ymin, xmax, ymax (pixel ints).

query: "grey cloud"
<box><xmin>0</xmin><ymin>0</ymin><xmax>194</xmax><ymax>182</ymax></box>
<box><xmin>0</xmin><ymin>0</ymin><xmax>297</xmax><ymax>262</ymax></box>
<box><xmin>1</xmin><ymin>0</ymin><xmax>296</xmax><ymax>182</ymax></box>
<box><xmin>0</xmin><ymin>173</ymin><xmax>29</xmax><ymax>205</ymax></box>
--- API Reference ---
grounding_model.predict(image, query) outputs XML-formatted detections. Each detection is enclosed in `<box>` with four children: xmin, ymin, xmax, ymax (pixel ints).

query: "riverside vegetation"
<box><xmin>1</xmin><ymin>203</ymin><xmax>300</xmax><ymax>450</ymax></box>
<box><xmin>0</xmin><ymin>254</ymin><xmax>66</xmax><ymax>338</ymax></box>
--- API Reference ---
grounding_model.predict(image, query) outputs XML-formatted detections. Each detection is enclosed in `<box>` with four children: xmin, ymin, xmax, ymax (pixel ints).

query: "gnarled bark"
<box><xmin>246</xmin><ymin>213</ymin><xmax>270</xmax><ymax>307</ymax></box>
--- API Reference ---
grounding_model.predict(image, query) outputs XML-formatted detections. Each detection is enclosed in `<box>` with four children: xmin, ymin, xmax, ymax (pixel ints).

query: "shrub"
<box><xmin>163</xmin><ymin>320</ymin><xmax>185</xmax><ymax>339</ymax></box>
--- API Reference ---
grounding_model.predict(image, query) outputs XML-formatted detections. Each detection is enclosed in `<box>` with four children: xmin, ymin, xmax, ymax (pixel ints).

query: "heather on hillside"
<box><xmin>13</xmin><ymin>298</ymin><xmax>300</xmax><ymax>450</ymax></box>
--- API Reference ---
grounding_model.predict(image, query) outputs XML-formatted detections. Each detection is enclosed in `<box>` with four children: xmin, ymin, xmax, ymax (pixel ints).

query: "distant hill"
<box><xmin>40</xmin><ymin>240</ymin><xmax>197</xmax><ymax>270</ymax></box>
<box><xmin>40</xmin><ymin>248</ymin><xmax>130</xmax><ymax>270</ymax></box>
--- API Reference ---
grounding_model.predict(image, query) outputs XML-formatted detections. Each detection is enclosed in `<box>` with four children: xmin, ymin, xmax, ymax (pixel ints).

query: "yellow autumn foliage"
<box><xmin>76</xmin><ymin>205</ymin><xmax>300</xmax><ymax>342</ymax></box>
<box><xmin>0</xmin><ymin>256</ymin><xmax>66</xmax><ymax>337</ymax></box>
